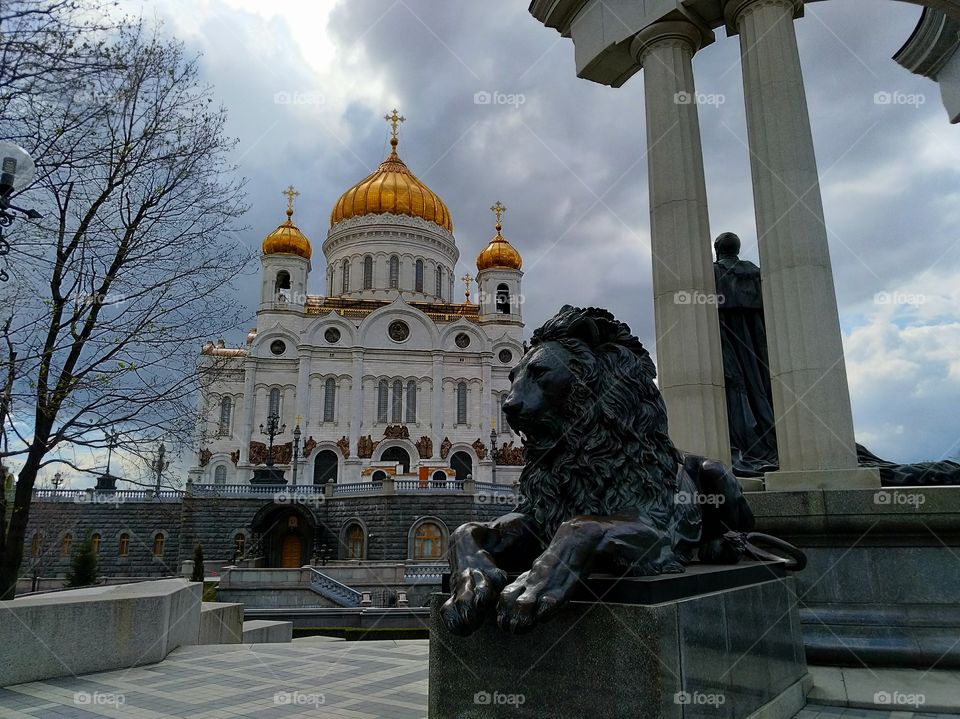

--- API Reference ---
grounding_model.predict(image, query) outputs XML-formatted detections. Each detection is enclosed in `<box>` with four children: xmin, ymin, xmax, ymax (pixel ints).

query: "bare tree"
<box><xmin>0</xmin><ymin>13</ymin><xmax>255</xmax><ymax>598</ymax></box>
<box><xmin>0</xmin><ymin>0</ymin><xmax>120</xmax><ymax>116</ymax></box>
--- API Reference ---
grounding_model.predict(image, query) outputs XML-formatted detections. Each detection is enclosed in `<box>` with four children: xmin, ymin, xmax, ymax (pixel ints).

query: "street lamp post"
<box><xmin>0</xmin><ymin>142</ymin><xmax>42</xmax><ymax>282</ymax></box>
<box><xmin>291</xmin><ymin>420</ymin><xmax>302</xmax><ymax>486</ymax></box>
<box><xmin>260</xmin><ymin>413</ymin><xmax>286</xmax><ymax>467</ymax></box>
<box><xmin>152</xmin><ymin>442</ymin><xmax>170</xmax><ymax>496</ymax></box>
<box><xmin>51</xmin><ymin>472</ymin><xmax>64</xmax><ymax>490</ymax></box>
<box><xmin>490</xmin><ymin>420</ymin><xmax>498</xmax><ymax>485</ymax></box>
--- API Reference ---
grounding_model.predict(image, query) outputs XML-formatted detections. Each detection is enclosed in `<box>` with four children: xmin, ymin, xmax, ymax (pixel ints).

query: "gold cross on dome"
<box><xmin>462</xmin><ymin>272</ymin><xmax>473</xmax><ymax>304</ymax></box>
<box><xmin>282</xmin><ymin>185</ymin><xmax>300</xmax><ymax>214</ymax></box>
<box><xmin>490</xmin><ymin>201</ymin><xmax>506</xmax><ymax>227</ymax></box>
<box><xmin>384</xmin><ymin>108</ymin><xmax>405</xmax><ymax>139</ymax></box>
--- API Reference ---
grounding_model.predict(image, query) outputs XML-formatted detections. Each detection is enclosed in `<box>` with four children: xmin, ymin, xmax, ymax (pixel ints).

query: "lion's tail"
<box><xmin>743</xmin><ymin>532</ymin><xmax>807</xmax><ymax>571</ymax></box>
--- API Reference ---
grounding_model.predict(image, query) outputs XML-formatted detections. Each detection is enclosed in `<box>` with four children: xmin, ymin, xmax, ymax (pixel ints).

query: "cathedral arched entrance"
<box><xmin>250</xmin><ymin>503</ymin><xmax>316</xmax><ymax>568</ymax></box>
<box><xmin>451</xmin><ymin>451</ymin><xmax>472</xmax><ymax>481</ymax></box>
<box><xmin>313</xmin><ymin>449</ymin><xmax>339</xmax><ymax>484</ymax></box>
<box><xmin>381</xmin><ymin>446</ymin><xmax>411</xmax><ymax>473</ymax></box>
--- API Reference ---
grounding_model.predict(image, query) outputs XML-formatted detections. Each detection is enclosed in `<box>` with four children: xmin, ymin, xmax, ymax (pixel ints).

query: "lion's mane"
<box><xmin>515</xmin><ymin>306</ymin><xmax>688</xmax><ymax>547</ymax></box>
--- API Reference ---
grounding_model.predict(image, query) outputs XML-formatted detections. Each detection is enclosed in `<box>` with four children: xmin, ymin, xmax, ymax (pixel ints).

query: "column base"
<box><xmin>764</xmin><ymin>467</ymin><xmax>881</xmax><ymax>491</ymax></box>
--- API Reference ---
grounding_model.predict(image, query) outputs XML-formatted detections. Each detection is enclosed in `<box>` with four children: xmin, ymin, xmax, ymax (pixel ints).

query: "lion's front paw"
<box><xmin>440</xmin><ymin>566</ymin><xmax>508</xmax><ymax>637</ymax></box>
<box><xmin>495</xmin><ymin>571</ymin><xmax>568</xmax><ymax>635</ymax></box>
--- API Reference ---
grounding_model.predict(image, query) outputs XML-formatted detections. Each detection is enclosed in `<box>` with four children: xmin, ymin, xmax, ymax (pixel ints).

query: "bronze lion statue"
<box><xmin>441</xmin><ymin>305</ymin><xmax>803</xmax><ymax>636</ymax></box>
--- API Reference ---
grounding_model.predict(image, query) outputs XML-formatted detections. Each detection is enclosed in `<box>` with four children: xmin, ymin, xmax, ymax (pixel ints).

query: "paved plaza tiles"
<box><xmin>0</xmin><ymin>637</ymin><xmax>957</xmax><ymax>719</ymax></box>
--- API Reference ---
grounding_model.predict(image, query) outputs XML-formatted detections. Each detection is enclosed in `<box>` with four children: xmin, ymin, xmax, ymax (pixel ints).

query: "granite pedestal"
<box><xmin>429</xmin><ymin>562</ymin><xmax>807</xmax><ymax>719</ymax></box>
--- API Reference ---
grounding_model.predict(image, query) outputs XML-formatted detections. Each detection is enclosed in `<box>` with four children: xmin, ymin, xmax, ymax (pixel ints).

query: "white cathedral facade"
<box><xmin>190</xmin><ymin>114</ymin><xmax>525</xmax><ymax>487</ymax></box>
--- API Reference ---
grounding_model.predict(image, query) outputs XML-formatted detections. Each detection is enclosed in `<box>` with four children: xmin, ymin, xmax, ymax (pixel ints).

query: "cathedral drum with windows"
<box><xmin>191</xmin><ymin>112</ymin><xmax>525</xmax><ymax>490</ymax></box>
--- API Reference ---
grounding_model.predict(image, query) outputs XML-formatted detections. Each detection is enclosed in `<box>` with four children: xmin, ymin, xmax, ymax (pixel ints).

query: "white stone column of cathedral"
<box><xmin>295</xmin><ymin>354</ymin><xmax>310</xmax><ymax>428</ymax></box>
<box><xmin>349</xmin><ymin>349</ymin><xmax>363</xmax><ymax>460</ymax></box>
<box><xmin>629</xmin><ymin>20</ymin><xmax>731</xmax><ymax>466</ymax></box>
<box><xmin>431</xmin><ymin>352</ymin><xmax>444</xmax><ymax>457</ymax></box>
<box><xmin>239</xmin><ymin>363</ymin><xmax>257</xmax><ymax>464</ymax></box>
<box><xmin>481</xmin><ymin>352</ymin><xmax>493</xmax><ymax>473</ymax></box>
<box><xmin>725</xmin><ymin>0</ymin><xmax>879</xmax><ymax>490</ymax></box>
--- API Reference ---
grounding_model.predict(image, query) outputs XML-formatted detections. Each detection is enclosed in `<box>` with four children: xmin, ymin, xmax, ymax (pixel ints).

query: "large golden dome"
<box><xmin>476</xmin><ymin>201</ymin><xmax>522</xmax><ymax>271</ymax></box>
<box><xmin>330</xmin><ymin>123</ymin><xmax>453</xmax><ymax>233</ymax></box>
<box><xmin>263</xmin><ymin>197</ymin><xmax>312</xmax><ymax>260</ymax></box>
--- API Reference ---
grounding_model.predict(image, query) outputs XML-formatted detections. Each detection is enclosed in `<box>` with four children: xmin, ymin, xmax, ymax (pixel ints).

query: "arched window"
<box><xmin>456</xmin><ymin>382</ymin><xmax>467</xmax><ymax>425</ymax></box>
<box><xmin>381</xmin><ymin>446</ymin><xmax>411</xmax><ymax>473</ymax></box>
<box><xmin>431</xmin><ymin>470</ymin><xmax>447</xmax><ymax>485</ymax></box>
<box><xmin>313</xmin><ymin>450</ymin><xmax>339</xmax><ymax>485</ymax></box>
<box><xmin>153</xmin><ymin>533</ymin><xmax>165</xmax><ymax>557</ymax></box>
<box><xmin>214</xmin><ymin>465</ymin><xmax>227</xmax><ymax>485</ymax></box>
<box><xmin>413</xmin><ymin>522</ymin><xmax>444</xmax><ymax>560</ymax></box>
<box><xmin>415</xmin><ymin>259</ymin><xmax>424</xmax><ymax>292</ymax></box>
<box><xmin>328</xmin><ymin>267</ymin><xmax>334</xmax><ymax>296</ymax></box>
<box><xmin>377</xmin><ymin>380</ymin><xmax>389</xmax><ymax>423</ymax></box>
<box><xmin>268</xmin><ymin>387</ymin><xmax>281</xmax><ymax>418</ymax></box>
<box><xmin>435</xmin><ymin>266</ymin><xmax>443</xmax><ymax>298</ymax></box>
<box><xmin>389</xmin><ymin>255</ymin><xmax>400</xmax><ymax>289</ymax></box>
<box><xmin>406</xmin><ymin>380</ymin><xmax>417</xmax><ymax>423</ymax></box>
<box><xmin>496</xmin><ymin>283</ymin><xmax>511</xmax><ymax>314</ymax></box>
<box><xmin>218</xmin><ymin>396</ymin><xmax>232</xmax><ymax>436</ymax></box>
<box><xmin>91</xmin><ymin>533</ymin><xmax>101</xmax><ymax>555</ymax></box>
<box><xmin>363</xmin><ymin>255</ymin><xmax>373</xmax><ymax>289</ymax></box>
<box><xmin>449</xmin><ymin>276</ymin><xmax>454</xmax><ymax>302</ymax></box>
<box><xmin>344</xmin><ymin>524</ymin><xmax>365</xmax><ymax>560</ymax></box>
<box><xmin>372</xmin><ymin>469</ymin><xmax>388</xmax><ymax>482</ymax></box>
<box><xmin>118</xmin><ymin>533</ymin><xmax>130</xmax><ymax>557</ymax></box>
<box><xmin>323</xmin><ymin>378</ymin><xmax>336</xmax><ymax>422</ymax></box>
<box><xmin>233</xmin><ymin>533</ymin><xmax>246</xmax><ymax>557</ymax></box>
<box><xmin>31</xmin><ymin>532</ymin><xmax>42</xmax><ymax>558</ymax></box>
<box><xmin>451</xmin><ymin>451</ymin><xmax>472</xmax><ymax>481</ymax></box>
<box><xmin>61</xmin><ymin>533</ymin><xmax>73</xmax><ymax>558</ymax></box>
<box><xmin>275</xmin><ymin>270</ymin><xmax>291</xmax><ymax>301</ymax></box>
<box><xmin>391</xmin><ymin>379</ymin><xmax>403</xmax><ymax>423</ymax></box>
<box><xmin>341</xmin><ymin>259</ymin><xmax>350</xmax><ymax>293</ymax></box>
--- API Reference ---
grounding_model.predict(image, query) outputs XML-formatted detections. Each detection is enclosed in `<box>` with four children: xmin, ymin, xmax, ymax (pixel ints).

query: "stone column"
<box><xmin>349</xmin><ymin>350</ymin><xmax>363</xmax><ymax>458</ymax></box>
<box><xmin>431</xmin><ymin>352</ymin><xmax>444</xmax><ymax>456</ymax></box>
<box><xmin>725</xmin><ymin>0</ymin><xmax>878</xmax><ymax>489</ymax></box>
<box><xmin>239</xmin><ymin>363</ymin><xmax>257</xmax><ymax>464</ymax></box>
<box><xmin>630</xmin><ymin>20</ymin><xmax>731</xmax><ymax>465</ymax></box>
<box><xmin>295</xmin><ymin>353</ymin><xmax>310</xmax><ymax>428</ymax></box>
<box><xmin>480</xmin><ymin>353</ymin><xmax>493</xmax><ymax>439</ymax></box>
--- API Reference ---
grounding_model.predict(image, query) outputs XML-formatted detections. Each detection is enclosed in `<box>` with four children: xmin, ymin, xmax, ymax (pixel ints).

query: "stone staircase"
<box><xmin>306</xmin><ymin>567</ymin><xmax>362</xmax><ymax>608</ymax></box>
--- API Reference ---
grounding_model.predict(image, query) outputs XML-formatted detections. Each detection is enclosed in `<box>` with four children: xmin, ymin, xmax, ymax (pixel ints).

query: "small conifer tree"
<box><xmin>191</xmin><ymin>544</ymin><xmax>204</xmax><ymax>582</ymax></box>
<box><xmin>65</xmin><ymin>534</ymin><xmax>99</xmax><ymax>588</ymax></box>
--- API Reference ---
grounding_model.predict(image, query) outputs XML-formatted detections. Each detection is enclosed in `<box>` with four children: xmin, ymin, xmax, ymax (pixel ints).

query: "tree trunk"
<box><xmin>0</xmin><ymin>449</ymin><xmax>43</xmax><ymax>600</ymax></box>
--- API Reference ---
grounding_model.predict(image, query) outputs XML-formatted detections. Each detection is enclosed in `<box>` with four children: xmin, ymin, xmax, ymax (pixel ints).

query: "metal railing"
<box><xmin>187</xmin><ymin>483</ymin><xmax>326</xmax><ymax>498</ymax></box>
<box><xmin>404</xmin><ymin>563</ymin><xmax>448</xmax><ymax>585</ymax></box>
<box><xmin>30</xmin><ymin>488</ymin><xmax>184</xmax><ymax>503</ymax></box>
<box><xmin>332</xmin><ymin>482</ymin><xmax>381</xmax><ymax>495</ymax></box>
<box><xmin>307</xmin><ymin>567</ymin><xmax>362</xmax><ymax>608</ymax></box>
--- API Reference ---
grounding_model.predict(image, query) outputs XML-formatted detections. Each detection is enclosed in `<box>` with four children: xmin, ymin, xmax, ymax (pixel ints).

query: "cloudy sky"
<box><xmin>120</xmin><ymin>0</ymin><xmax>960</xmax><ymax>466</ymax></box>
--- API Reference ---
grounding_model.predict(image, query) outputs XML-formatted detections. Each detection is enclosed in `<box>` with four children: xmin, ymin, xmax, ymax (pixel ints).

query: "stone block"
<box><xmin>198</xmin><ymin>601</ymin><xmax>244</xmax><ymax>644</ymax></box>
<box><xmin>242</xmin><ymin>619</ymin><xmax>293</xmax><ymax>643</ymax></box>
<box><xmin>428</xmin><ymin>573</ymin><xmax>807</xmax><ymax>719</ymax></box>
<box><xmin>764</xmin><ymin>467</ymin><xmax>880</xmax><ymax>491</ymax></box>
<box><xmin>0</xmin><ymin>578</ymin><xmax>200</xmax><ymax>687</ymax></box>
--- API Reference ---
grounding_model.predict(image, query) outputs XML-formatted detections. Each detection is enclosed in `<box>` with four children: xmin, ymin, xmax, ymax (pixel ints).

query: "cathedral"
<box><xmin>190</xmin><ymin>111</ymin><xmax>526</xmax><ymax>488</ymax></box>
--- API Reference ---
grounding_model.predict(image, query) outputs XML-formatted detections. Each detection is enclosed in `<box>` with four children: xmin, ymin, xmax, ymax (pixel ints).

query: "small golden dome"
<box><xmin>330</xmin><ymin>111</ymin><xmax>453</xmax><ymax>233</ymax></box>
<box><xmin>476</xmin><ymin>201</ymin><xmax>522</xmax><ymax>271</ymax></box>
<box><xmin>263</xmin><ymin>187</ymin><xmax>312</xmax><ymax>259</ymax></box>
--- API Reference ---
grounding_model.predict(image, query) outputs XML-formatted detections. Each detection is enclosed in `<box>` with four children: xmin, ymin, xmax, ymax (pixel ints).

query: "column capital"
<box><xmin>723</xmin><ymin>0</ymin><xmax>803</xmax><ymax>34</ymax></box>
<box><xmin>630</xmin><ymin>19</ymin><xmax>712</xmax><ymax>65</ymax></box>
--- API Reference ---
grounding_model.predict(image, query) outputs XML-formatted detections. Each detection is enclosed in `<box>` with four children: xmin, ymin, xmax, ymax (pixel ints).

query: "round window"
<box><xmin>388</xmin><ymin>320</ymin><xmax>410</xmax><ymax>342</ymax></box>
<box><xmin>269</xmin><ymin>340</ymin><xmax>286</xmax><ymax>356</ymax></box>
<box><xmin>498</xmin><ymin>349</ymin><xmax>513</xmax><ymax>364</ymax></box>
<box><xmin>455</xmin><ymin>332</ymin><xmax>471</xmax><ymax>349</ymax></box>
<box><xmin>324</xmin><ymin>327</ymin><xmax>341</xmax><ymax>344</ymax></box>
